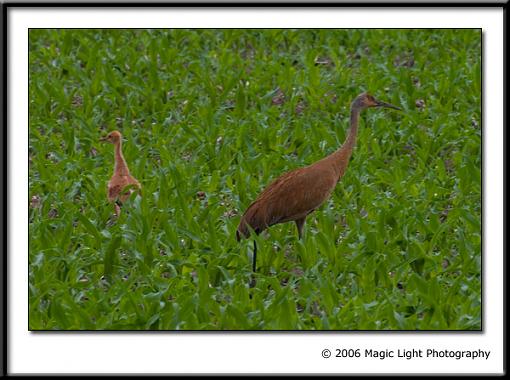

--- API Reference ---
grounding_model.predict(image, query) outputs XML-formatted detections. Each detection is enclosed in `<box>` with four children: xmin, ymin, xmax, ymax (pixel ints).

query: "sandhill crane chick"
<box><xmin>100</xmin><ymin>130</ymin><xmax>141</xmax><ymax>216</ymax></box>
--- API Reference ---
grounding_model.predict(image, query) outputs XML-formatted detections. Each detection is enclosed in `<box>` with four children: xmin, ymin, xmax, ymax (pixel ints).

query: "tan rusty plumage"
<box><xmin>100</xmin><ymin>130</ymin><xmax>141</xmax><ymax>216</ymax></box>
<box><xmin>236</xmin><ymin>92</ymin><xmax>400</xmax><ymax>271</ymax></box>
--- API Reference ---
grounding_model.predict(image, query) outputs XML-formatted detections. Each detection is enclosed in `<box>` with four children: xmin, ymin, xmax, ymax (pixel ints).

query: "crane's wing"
<box><xmin>107</xmin><ymin>175</ymin><xmax>140</xmax><ymax>203</ymax></box>
<box><xmin>108</xmin><ymin>182</ymin><xmax>124</xmax><ymax>202</ymax></box>
<box><xmin>248</xmin><ymin>165</ymin><xmax>338</xmax><ymax>226</ymax></box>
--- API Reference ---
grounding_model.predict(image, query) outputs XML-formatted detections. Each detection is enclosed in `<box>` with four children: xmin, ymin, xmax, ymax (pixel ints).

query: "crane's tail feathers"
<box><xmin>236</xmin><ymin>218</ymin><xmax>251</xmax><ymax>241</ymax></box>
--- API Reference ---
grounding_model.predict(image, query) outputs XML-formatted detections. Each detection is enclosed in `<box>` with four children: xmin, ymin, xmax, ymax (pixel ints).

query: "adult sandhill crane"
<box><xmin>236</xmin><ymin>92</ymin><xmax>400</xmax><ymax>272</ymax></box>
<box><xmin>100</xmin><ymin>130</ymin><xmax>141</xmax><ymax>216</ymax></box>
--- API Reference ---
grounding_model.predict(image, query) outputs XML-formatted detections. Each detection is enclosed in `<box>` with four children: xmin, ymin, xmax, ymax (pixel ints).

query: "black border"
<box><xmin>503</xmin><ymin>4</ymin><xmax>507</xmax><ymax>380</ymax></box>
<box><xmin>25</xmin><ymin>26</ymin><xmax>485</xmax><ymax>334</ymax></box>
<box><xmin>3</xmin><ymin>1</ymin><xmax>506</xmax><ymax>376</ymax></box>
<box><xmin>2</xmin><ymin>2</ymin><xmax>7</xmax><ymax>378</ymax></box>
<box><xmin>2</xmin><ymin>1</ymin><xmax>509</xmax><ymax>7</ymax></box>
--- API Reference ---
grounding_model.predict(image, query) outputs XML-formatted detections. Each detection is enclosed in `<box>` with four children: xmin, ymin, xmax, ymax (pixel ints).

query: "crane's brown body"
<box><xmin>236</xmin><ymin>140</ymin><xmax>354</xmax><ymax>240</ymax></box>
<box><xmin>100</xmin><ymin>130</ymin><xmax>141</xmax><ymax>216</ymax></box>
<box><xmin>236</xmin><ymin>92</ymin><xmax>400</xmax><ymax>271</ymax></box>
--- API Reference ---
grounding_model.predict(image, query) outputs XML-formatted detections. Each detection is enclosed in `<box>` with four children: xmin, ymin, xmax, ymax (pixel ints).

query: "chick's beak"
<box><xmin>375</xmin><ymin>100</ymin><xmax>401</xmax><ymax>111</ymax></box>
<box><xmin>99</xmin><ymin>136</ymin><xmax>109</xmax><ymax>142</ymax></box>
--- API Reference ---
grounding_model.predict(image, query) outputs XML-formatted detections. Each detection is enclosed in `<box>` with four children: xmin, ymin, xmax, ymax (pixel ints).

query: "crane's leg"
<box><xmin>252</xmin><ymin>240</ymin><xmax>257</xmax><ymax>272</ymax></box>
<box><xmin>249</xmin><ymin>240</ymin><xmax>258</xmax><ymax>289</ymax></box>
<box><xmin>114</xmin><ymin>202</ymin><xmax>122</xmax><ymax>217</ymax></box>
<box><xmin>295</xmin><ymin>217</ymin><xmax>306</xmax><ymax>239</ymax></box>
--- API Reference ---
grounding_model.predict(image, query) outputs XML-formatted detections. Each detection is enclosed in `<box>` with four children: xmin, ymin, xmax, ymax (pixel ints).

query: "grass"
<box><xmin>28</xmin><ymin>29</ymin><xmax>481</xmax><ymax>330</ymax></box>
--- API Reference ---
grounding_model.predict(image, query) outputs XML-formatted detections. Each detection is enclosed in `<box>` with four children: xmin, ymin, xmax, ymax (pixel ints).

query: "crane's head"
<box><xmin>100</xmin><ymin>130</ymin><xmax>122</xmax><ymax>144</ymax></box>
<box><xmin>352</xmin><ymin>92</ymin><xmax>401</xmax><ymax>111</ymax></box>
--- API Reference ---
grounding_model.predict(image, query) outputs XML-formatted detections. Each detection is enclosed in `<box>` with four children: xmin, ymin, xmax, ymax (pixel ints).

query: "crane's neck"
<box><xmin>344</xmin><ymin>107</ymin><xmax>360</xmax><ymax>153</ymax></box>
<box><xmin>326</xmin><ymin>105</ymin><xmax>361</xmax><ymax>180</ymax></box>
<box><xmin>114</xmin><ymin>140</ymin><xmax>130</xmax><ymax>176</ymax></box>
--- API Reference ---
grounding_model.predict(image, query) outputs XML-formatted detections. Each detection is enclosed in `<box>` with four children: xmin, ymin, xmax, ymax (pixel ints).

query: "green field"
<box><xmin>29</xmin><ymin>29</ymin><xmax>481</xmax><ymax>330</ymax></box>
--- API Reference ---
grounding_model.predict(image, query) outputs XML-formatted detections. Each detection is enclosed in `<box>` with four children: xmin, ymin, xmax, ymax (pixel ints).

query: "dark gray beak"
<box><xmin>375</xmin><ymin>100</ymin><xmax>401</xmax><ymax>111</ymax></box>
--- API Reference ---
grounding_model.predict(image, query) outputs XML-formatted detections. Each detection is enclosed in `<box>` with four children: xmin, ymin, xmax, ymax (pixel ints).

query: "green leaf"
<box><xmin>104</xmin><ymin>234</ymin><xmax>122</xmax><ymax>279</ymax></box>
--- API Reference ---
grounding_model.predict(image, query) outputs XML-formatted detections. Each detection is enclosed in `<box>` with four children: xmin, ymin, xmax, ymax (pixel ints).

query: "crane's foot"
<box><xmin>114</xmin><ymin>203</ymin><xmax>122</xmax><ymax>217</ymax></box>
<box><xmin>106</xmin><ymin>216</ymin><xmax>117</xmax><ymax>227</ymax></box>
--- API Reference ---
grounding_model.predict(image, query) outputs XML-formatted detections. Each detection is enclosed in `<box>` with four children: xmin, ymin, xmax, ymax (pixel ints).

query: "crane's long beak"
<box><xmin>375</xmin><ymin>100</ymin><xmax>401</xmax><ymax>111</ymax></box>
<box><xmin>99</xmin><ymin>136</ymin><xmax>108</xmax><ymax>142</ymax></box>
